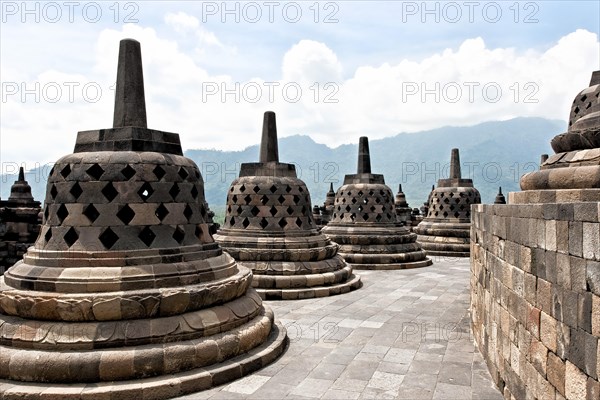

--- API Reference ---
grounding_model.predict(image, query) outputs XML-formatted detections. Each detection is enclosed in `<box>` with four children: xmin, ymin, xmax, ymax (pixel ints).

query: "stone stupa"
<box><xmin>321</xmin><ymin>137</ymin><xmax>432</xmax><ymax>270</ymax></box>
<box><xmin>0</xmin><ymin>167</ymin><xmax>42</xmax><ymax>273</ymax></box>
<box><xmin>414</xmin><ymin>148</ymin><xmax>481</xmax><ymax>257</ymax></box>
<box><xmin>519</xmin><ymin>70</ymin><xmax>600</xmax><ymax>197</ymax></box>
<box><xmin>214</xmin><ymin>111</ymin><xmax>361</xmax><ymax>300</ymax></box>
<box><xmin>394</xmin><ymin>184</ymin><xmax>412</xmax><ymax>225</ymax></box>
<box><xmin>494</xmin><ymin>187</ymin><xmax>506</xmax><ymax>204</ymax></box>
<box><xmin>0</xmin><ymin>39</ymin><xmax>286</xmax><ymax>398</ymax></box>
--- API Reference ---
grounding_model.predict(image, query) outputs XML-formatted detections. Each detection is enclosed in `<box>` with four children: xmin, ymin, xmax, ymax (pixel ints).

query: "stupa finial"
<box><xmin>259</xmin><ymin>111</ymin><xmax>279</xmax><ymax>163</ymax></box>
<box><xmin>357</xmin><ymin>136</ymin><xmax>371</xmax><ymax>174</ymax></box>
<box><xmin>450</xmin><ymin>148</ymin><xmax>461</xmax><ymax>179</ymax></box>
<box><xmin>113</xmin><ymin>38</ymin><xmax>147</xmax><ymax>128</ymax></box>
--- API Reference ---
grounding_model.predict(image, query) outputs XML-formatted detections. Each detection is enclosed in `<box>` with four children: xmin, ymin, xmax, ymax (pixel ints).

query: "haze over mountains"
<box><xmin>1</xmin><ymin>117</ymin><xmax>563</xmax><ymax>218</ymax></box>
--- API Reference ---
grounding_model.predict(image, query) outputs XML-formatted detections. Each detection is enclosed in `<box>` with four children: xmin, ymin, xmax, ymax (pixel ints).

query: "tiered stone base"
<box><xmin>0</xmin><ymin>320</ymin><xmax>287</xmax><ymax>399</ymax></box>
<box><xmin>415</xmin><ymin>220</ymin><xmax>471</xmax><ymax>257</ymax></box>
<box><xmin>321</xmin><ymin>225</ymin><xmax>432</xmax><ymax>270</ymax></box>
<box><xmin>0</xmin><ymin>245</ymin><xmax>288</xmax><ymax>398</ymax></box>
<box><xmin>214</xmin><ymin>231</ymin><xmax>362</xmax><ymax>300</ymax></box>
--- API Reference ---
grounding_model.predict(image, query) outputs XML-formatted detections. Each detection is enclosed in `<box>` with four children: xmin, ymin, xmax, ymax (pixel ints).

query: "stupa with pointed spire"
<box><xmin>0</xmin><ymin>39</ymin><xmax>286</xmax><ymax>398</ymax></box>
<box><xmin>214</xmin><ymin>111</ymin><xmax>361</xmax><ymax>300</ymax></box>
<box><xmin>321</xmin><ymin>137</ymin><xmax>432</xmax><ymax>269</ymax></box>
<box><xmin>494</xmin><ymin>187</ymin><xmax>506</xmax><ymax>204</ymax></box>
<box><xmin>394</xmin><ymin>184</ymin><xmax>412</xmax><ymax>225</ymax></box>
<box><xmin>0</xmin><ymin>167</ymin><xmax>42</xmax><ymax>273</ymax></box>
<box><xmin>414</xmin><ymin>148</ymin><xmax>481</xmax><ymax>257</ymax></box>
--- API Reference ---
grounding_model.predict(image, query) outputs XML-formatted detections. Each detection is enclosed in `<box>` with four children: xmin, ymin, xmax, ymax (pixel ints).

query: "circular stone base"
<box><xmin>416</xmin><ymin>234</ymin><xmax>470</xmax><ymax>257</ymax></box>
<box><xmin>421</xmin><ymin>250</ymin><xmax>470</xmax><ymax>258</ymax></box>
<box><xmin>257</xmin><ymin>274</ymin><xmax>362</xmax><ymax>300</ymax></box>
<box><xmin>0</xmin><ymin>322</ymin><xmax>288</xmax><ymax>400</ymax></box>
<box><xmin>349</xmin><ymin>257</ymin><xmax>433</xmax><ymax>270</ymax></box>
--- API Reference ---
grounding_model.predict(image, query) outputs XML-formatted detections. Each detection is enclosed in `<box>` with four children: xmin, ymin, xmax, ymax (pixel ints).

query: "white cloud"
<box><xmin>1</xmin><ymin>24</ymin><xmax>598</xmax><ymax>172</ymax></box>
<box><xmin>165</xmin><ymin>11</ymin><xmax>223</xmax><ymax>48</ymax></box>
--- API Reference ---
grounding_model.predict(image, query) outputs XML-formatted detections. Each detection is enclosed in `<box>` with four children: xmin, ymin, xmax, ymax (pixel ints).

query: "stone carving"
<box><xmin>321</xmin><ymin>137</ymin><xmax>432</xmax><ymax>270</ymax></box>
<box><xmin>0</xmin><ymin>167</ymin><xmax>41</xmax><ymax>274</ymax></box>
<box><xmin>0</xmin><ymin>39</ymin><xmax>286</xmax><ymax>398</ymax></box>
<box><xmin>414</xmin><ymin>148</ymin><xmax>481</xmax><ymax>257</ymax></box>
<box><xmin>214</xmin><ymin>111</ymin><xmax>362</xmax><ymax>300</ymax></box>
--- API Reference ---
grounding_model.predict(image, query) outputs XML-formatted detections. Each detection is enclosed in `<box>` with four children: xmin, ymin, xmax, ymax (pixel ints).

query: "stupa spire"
<box><xmin>259</xmin><ymin>111</ymin><xmax>279</xmax><ymax>163</ymax></box>
<box><xmin>450</xmin><ymin>148</ymin><xmax>461</xmax><ymax>179</ymax></box>
<box><xmin>113</xmin><ymin>38</ymin><xmax>147</xmax><ymax>128</ymax></box>
<box><xmin>357</xmin><ymin>137</ymin><xmax>371</xmax><ymax>174</ymax></box>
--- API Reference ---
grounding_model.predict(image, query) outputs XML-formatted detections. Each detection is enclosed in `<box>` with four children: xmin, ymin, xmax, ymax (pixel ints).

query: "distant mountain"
<box><xmin>1</xmin><ymin>117</ymin><xmax>564</xmax><ymax>220</ymax></box>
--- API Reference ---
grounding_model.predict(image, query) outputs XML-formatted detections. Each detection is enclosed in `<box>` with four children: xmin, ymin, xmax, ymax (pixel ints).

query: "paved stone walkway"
<box><xmin>178</xmin><ymin>257</ymin><xmax>503</xmax><ymax>399</ymax></box>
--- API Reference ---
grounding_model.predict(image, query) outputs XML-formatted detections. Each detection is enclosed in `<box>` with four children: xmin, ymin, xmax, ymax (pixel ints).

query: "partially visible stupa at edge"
<box><xmin>0</xmin><ymin>167</ymin><xmax>42</xmax><ymax>274</ymax></box>
<box><xmin>214</xmin><ymin>111</ymin><xmax>362</xmax><ymax>300</ymax></box>
<box><xmin>414</xmin><ymin>148</ymin><xmax>481</xmax><ymax>257</ymax></box>
<box><xmin>321</xmin><ymin>137</ymin><xmax>432</xmax><ymax>269</ymax></box>
<box><xmin>0</xmin><ymin>39</ymin><xmax>287</xmax><ymax>398</ymax></box>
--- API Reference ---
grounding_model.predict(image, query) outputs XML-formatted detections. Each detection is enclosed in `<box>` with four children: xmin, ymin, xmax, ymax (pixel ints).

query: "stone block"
<box><xmin>586</xmin><ymin>261</ymin><xmax>600</xmax><ymax>297</ymax></box>
<box><xmin>546</xmin><ymin>220</ymin><xmax>557</xmax><ymax>251</ymax></box>
<box><xmin>561</xmin><ymin>290</ymin><xmax>579</xmax><ymax>328</ymax></box>
<box><xmin>537</xmin><ymin>371</ymin><xmax>556</xmax><ymax>400</ymax></box>
<box><xmin>556</xmin><ymin>322</ymin><xmax>571</xmax><ymax>361</ymax></box>
<box><xmin>574</xmin><ymin>202</ymin><xmax>599</xmax><ymax>223</ymax></box>
<box><xmin>524</xmin><ymin>272</ymin><xmax>537</xmax><ymax>306</ymax></box>
<box><xmin>578</xmin><ymin>292</ymin><xmax>593</xmax><ymax>333</ymax></box>
<box><xmin>556</xmin><ymin>221</ymin><xmax>569</xmax><ymax>255</ymax></box>
<box><xmin>527</xmin><ymin>305</ymin><xmax>541</xmax><ymax>339</ymax></box>
<box><xmin>529</xmin><ymin>338</ymin><xmax>548</xmax><ymax>376</ymax></box>
<box><xmin>570</xmin><ymin>257</ymin><xmax>587</xmax><ymax>293</ymax></box>
<box><xmin>540</xmin><ymin>312</ymin><xmax>558</xmax><ymax>353</ymax></box>
<box><xmin>537</xmin><ymin>279</ymin><xmax>553</xmax><ymax>315</ymax></box>
<box><xmin>568</xmin><ymin>221</ymin><xmax>583</xmax><ymax>258</ymax></box>
<box><xmin>588</xmin><ymin>376</ymin><xmax>600</xmax><ymax>400</ymax></box>
<box><xmin>565</xmin><ymin>361</ymin><xmax>587</xmax><ymax>400</ymax></box>
<box><xmin>592</xmin><ymin>295</ymin><xmax>600</xmax><ymax>337</ymax></box>
<box><xmin>556</xmin><ymin>253</ymin><xmax>571</xmax><ymax>290</ymax></box>
<box><xmin>582</xmin><ymin>223</ymin><xmax>600</xmax><ymax>261</ymax></box>
<box><xmin>547</xmin><ymin>351</ymin><xmax>566</xmax><ymax>396</ymax></box>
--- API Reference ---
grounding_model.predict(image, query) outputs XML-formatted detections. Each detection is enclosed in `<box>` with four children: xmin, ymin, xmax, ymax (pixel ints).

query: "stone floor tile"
<box><xmin>289</xmin><ymin>378</ymin><xmax>333</xmax><ymax>398</ymax></box>
<box><xmin>433</xmin><ymin>382</ymin><xmax>472</xmax><ymax>399</ymax></box>
<box><xmin>307</xmin><ymin>362</ymin><xmax>346</xmax><ymax>381</ymax></box>
<box><xmin>322</xmin><ymin>388</ymin><xmax>361</xmax><ymax>399</ymax></box>
<box><xmin>223</xmin><ymin>375</ymin><xmax>271</xmax><ymax>395</ymax></box>
<box><xmin>366</xmin><ymin>371</ymin><xmax>405</xmax><ymax>391</ymax></box>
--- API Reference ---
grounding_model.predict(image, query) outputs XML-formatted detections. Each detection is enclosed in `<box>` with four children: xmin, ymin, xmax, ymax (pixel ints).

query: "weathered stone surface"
<box><xmin>321</xmin><ymin>137</ymin><xmax>431</xmax><ymax>270</ymax></box>
<box><xmin>415</xmin><ymin>148</ymin><xmax>481</xmax><ymax>257</ymax></box>
<box><xmin>215</xmin><ymin>112</ymin><xmax>362</xmax><ymax>299</ymax></box>
<box><xmin>0</xmin><ymin>38</ymin><xmax>287</xmax><ymax>397</ymax></box>
<box><xmin>0</xmin><ymin>167</ymin><xmax>42</xmax><ymax>274</ymax></box>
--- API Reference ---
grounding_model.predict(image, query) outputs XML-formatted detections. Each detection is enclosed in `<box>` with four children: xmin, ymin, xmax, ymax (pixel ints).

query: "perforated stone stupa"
<box><xmin>394</xmin><ymin>184</ymin><xmax>412</xmax><ymax>225</ymax></box>
<box><xmin>214</xmin><ymin>112</ymin><xmax>361</xmax><ymax>300</ymax></box>
<box><xmin>0</xmin><ymin>167</ymin><xmax>42</xmax><ymax>273</ymax></box>
<box><xmin>415</xmin><ymin>148</ymin><xmax>481</xmax><ymax>257</ymax></box>
<box><xmin>519</xmin><ymin>70</ymin><xmax>600</xmax><ymax>199</ymax></box>
<box><xmin>0</xmin><ymin>39</ymin><xmax>286</xmax><ymax>398</ymax></box>
<box><xmin>321</xmin><ymin>137</ymin><xmax>432</xmax><ymax>270</ymax></box>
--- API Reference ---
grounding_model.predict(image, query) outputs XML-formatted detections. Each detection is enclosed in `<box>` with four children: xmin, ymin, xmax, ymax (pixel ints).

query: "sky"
<box><xmin>1</xmin><ymin>0</ymin><xmax>599</xmax><ymax>175</ymax></box>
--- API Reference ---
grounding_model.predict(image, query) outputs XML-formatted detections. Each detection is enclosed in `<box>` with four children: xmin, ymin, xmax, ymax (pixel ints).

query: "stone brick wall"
<box><xmin>470</xmin><ymin>202</ymin><xmax>600</xmax><ymax>399</ymax></box>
